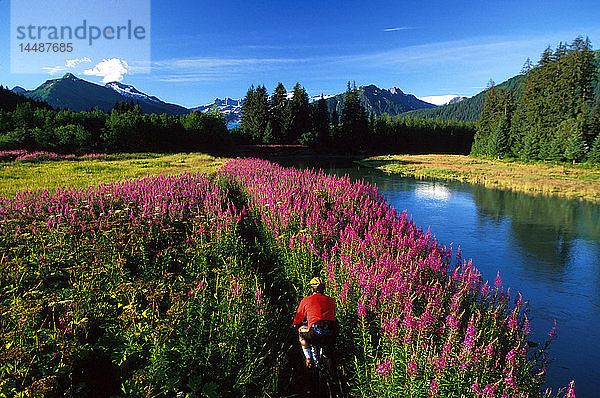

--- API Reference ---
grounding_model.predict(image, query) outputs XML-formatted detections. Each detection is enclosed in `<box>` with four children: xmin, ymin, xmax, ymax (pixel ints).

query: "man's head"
<box><xmin>309</xmin><ymin>277</ymin><xmax>325</xmax><ymax>294</ymax></box>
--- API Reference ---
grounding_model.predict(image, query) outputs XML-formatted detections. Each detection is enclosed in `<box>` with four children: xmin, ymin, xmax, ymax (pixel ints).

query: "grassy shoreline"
<box><xmin>359</xmin><ymin>154</ymin><xmax>600</xmax><ymax>203</ymax></box>
<box><xmin>0</xmin><ymin>152</ymin><xmax>229</xmax><ymax>197</ymax></box>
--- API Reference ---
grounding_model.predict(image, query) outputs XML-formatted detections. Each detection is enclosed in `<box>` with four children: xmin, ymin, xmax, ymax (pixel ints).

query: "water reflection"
<box><xmin>415</xmin><ymin>183</ymin><xmax>451</xmax><ymax>201</ymax></box>
<box><xmin>472</xmin><ymin>186</ymin><xmax>600</xmax><ymax>283</ymax></box>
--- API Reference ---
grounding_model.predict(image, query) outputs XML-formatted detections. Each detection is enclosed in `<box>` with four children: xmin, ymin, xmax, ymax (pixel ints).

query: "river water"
<box><xmin>276</xmin><ymin>157</ymin><xmax>600</xmax><ymax>396</ymax></box>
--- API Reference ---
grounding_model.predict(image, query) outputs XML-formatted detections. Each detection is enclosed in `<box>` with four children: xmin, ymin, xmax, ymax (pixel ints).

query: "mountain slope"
<box><xmin>403</xmin><ymin>75</ymin><xmax>523</xmax><ymax>122</ymax></box>
<box><xmin>22</xmin><ymin>74</ymin><xmax>189</xmax><ymax>115</ymax></box>
<box><xmin>325</xmin><ymin>85</ymin><xmax>437</xmax><ymax>118</ymax></box>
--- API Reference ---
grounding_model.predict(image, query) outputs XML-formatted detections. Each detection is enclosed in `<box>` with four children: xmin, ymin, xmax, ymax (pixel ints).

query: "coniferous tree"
<box><xmin>487</xmin><ymin>115</ymin><xmax>510</xmax><ymax>158</ymax></box>
<box><xmin>312</xmin><ymin>95</ymin><xmax>330</xmax><ymax>148</ymax></box>
<box><xmin>240</xmin><ymin>85</ymin><xmax>269</xmax><ymax>142</ymax></box>
<box><xmin>341</xmin><ymin>82</ymin><xmax>369</xmax><ymax>152</ymax></box>
<box><xmin>240</xmin><ymin>85</ymin><xmax>256</xmax><ymax>139</ymax></box>
<box><xmin>511</xmin><ymin>38</ymin><xmax>597</xmax><ymax>161</ymax></box>
<box><xmin>331</xmin><ymin>108</ymin><xmax>339</xmax><ymax>126</ymax></box>
<box><xmin>263</xmin><ymin>120</ymin><xmax>275</xmax><ymax>144</ymax></box>
<box><xmin>564</xmin><ymin>129</ymin><xmax>587</xmax><ymax>164</ymax></box>
<box><xmin>270</xmin><ymin>83</ymin><xmax>287</xmax><ymax>143</ymax></box>
<box><xmin>472</xmin><ymin>81</ymin><xmax>514</xmax><ymax>156</ymax></box>
<box><xmin>520</xmin><ymin>58</ymin><xmax>534</xmax><ymax>75</ymax></box>
<box><xmin>285</xmin><ymin>83</ymin><xmax>310</xmax><ymax>144</ymax></box>
<box><xmin>588</xmin><ymin>134</ymin><xmax>600</xmax><ymax>163</ymax></box>
<box><xmin>587</xmin><ymin>100</ymin><xmax>600</xmax><ymax>145</ymax></box>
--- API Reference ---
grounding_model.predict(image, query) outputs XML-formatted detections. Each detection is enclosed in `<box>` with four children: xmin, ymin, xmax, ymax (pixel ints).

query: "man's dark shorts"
<box><xmin>299</xmin><ymin>320</ymin><xmax>338</xmax><ymax>348</ymax></box>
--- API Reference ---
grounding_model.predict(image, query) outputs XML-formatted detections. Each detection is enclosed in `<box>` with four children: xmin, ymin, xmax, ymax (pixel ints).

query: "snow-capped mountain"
<box><xmin>324</xmin><ymin>85</ymin><xmax>437</xmax><ymax>118</ymax></box>
<box><xmin>191</xmin><ymin>98</ymin><xmax>244</xmax><ymax>123</ymax></box>
<box><xmin>419</xmin><ymin>95</ymin><xmax>468</xmax><ymax>106</ymax></box>
<box><xmin>20</xmin><ymin>73</ymin><xmax>189</xmax><ymax>115</ymax></box>
<box><xmin>105</xmin><ymin>81</ymin><xmax>162</xmax><ymax>103</ymax></box>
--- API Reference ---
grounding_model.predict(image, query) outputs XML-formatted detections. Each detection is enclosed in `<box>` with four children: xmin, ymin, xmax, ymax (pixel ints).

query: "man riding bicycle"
<box><xmin>292</xmin><ymin>277</ymin><xmax>338</xmax><ymax>368</ymax></box>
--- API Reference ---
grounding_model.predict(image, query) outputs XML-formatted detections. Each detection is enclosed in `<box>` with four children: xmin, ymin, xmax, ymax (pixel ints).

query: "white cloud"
<box><xmin>83</xmin><ymin>58</ymin><xmax>129</xmax><ymax>83</ymax></box>
<box><xmin>383</xmin><ymin>27</ymin><xmax>413</xmax><ymax>32</ymax></box>
<box><xmin>65</xmin><ymin>57</ymin><xmax>92</xmax><ymax>68</ymax></box>
<box><xmin>42</xmin><ymin>66</ymin><xmax>67</xmax><ymax>75</ymax></box>
<box><xmin>42</xmin><ymin>57</ymin><xmax>93</xmax><ymax>75</ymax></box>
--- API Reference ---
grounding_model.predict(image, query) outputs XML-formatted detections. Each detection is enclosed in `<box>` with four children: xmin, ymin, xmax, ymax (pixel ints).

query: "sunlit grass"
<box><xmin>360</xmin><ymin>154</ymin><xmax>600</xmax><ymax>203</ymax></box>
<box><xmin>0</xmin><ymin>152</ymin><xmax>229</xmax><ymax>197</ymax></box>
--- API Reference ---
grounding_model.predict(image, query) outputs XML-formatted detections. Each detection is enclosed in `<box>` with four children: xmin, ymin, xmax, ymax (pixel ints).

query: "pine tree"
<box><xmin>520</xmin><ymin>58</ymin><xmax>533</xmax><ymax>75</ymax></box>
<box><xmin>587</xmin><ymin>101</ymin><xmax>600</xmax><ymax>145</ymax></box>
<box><xmin>564</xmin><ymin>129</ymin><xmax>587</xmax><ymax>164</ymax></box>
<box><xmin>262</xmin><ymin>120</ymin><xmax>275</xmax><ymax>144</ymax></box>
<box><xmin>341</xmin><ymin>82</ymin><xmax>369</xmax><ymax>152</ymax></box>
<box><xmin>331</xmin><ymin>108</ymin><xmax>339</xmax><ymax>126</ymax></box>
<box><xmin>487</xmin><ymin>115</ymin><xmax>510</xmax><ymax>158</ymax></box>
<box><xmin>472</xmin><ymin>82</ymin><xmax>514</xmax><ymax>156</ymax></box>
<box><xmin>240</xmin><ymin>85</ymin><xmax>256</xmax><ymax>138</ymax></box>
<box><xmin>285</xmin><ymin>83</ymin><xmax>310</xmax><ymax>144</ymax></box>
<box><xmin>312</xmin><ymin>95</ymin><xmax>330</xmax><ymax>148</ymax></box>
<box><xmin>588</xmin><ymin>134</ymin><xmax>600</xmax><ymax>163</ymax></box>
<box><xmin>511</xmin><ymin>37</ymin><xmax>598</xmax><ymax>161</ymax></box>
<box><xmin>270</xmin><ymin>83</ymin><xmax>287</xmax><ymax>143</ymax></box>
<box><xmin>521</xmin><ymin>129</ymin><xmax>541</xmax><ymax>160</ymax></box>
<box><xmin>240</xmin><ymin>85</ymin><xmax>269</xmax><ymax>142</ymax></box>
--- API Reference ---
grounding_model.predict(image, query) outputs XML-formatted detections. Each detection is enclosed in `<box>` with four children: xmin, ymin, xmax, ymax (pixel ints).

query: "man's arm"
<box><xmin>292</xmin><ymin>298</ymin><xmax>306</xmax><ymax>326</ymax></box>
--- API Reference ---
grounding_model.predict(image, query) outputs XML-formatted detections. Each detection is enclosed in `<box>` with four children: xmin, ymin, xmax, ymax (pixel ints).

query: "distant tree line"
<box><xmin>1</xmin><ymin>80</ymin><xmax>474</xmax><ymax>156</ymax></box>
<box><xmin>238</xmin><ymin>82</ymin><xmax>474</xmax><ymax>154</ymax></box>
<box><xmin>472</xmin><ymin>37</ymin><xmax>600</xmax><ymax>163</ymax></box>
<box><xmin>0</xmin><ymin>88</ymin><xmax>231</xmax><ymax>154</ymax></box>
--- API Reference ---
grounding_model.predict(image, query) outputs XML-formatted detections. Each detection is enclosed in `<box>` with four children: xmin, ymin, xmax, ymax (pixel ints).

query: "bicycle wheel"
<box><xmin>310</xmin><ymin>354</ymin><xmax>334</xmax><ymax>398</ymax></box>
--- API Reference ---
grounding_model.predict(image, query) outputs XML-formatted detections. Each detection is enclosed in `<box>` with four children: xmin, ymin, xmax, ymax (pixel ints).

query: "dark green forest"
<box><xmin>472</xmin><ymin>37</ymin><xmax>600</xmax><ymax>163</ymax></box>
<box><xmin>0</xmin><ymin>88</ymin><xmax>231</xmax><ymax>154</ymax></box>
<box><xmin>238</xmin><ymin>82</ymin><xmax>475</xmax><ymax>154</ymax></box>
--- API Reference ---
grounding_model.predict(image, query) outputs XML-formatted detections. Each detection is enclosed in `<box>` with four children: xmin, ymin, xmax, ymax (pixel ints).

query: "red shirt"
<box><xmin>293</xmin><ymin>293</ymin><xmax>336</xmax><ymax>328</ymax></box>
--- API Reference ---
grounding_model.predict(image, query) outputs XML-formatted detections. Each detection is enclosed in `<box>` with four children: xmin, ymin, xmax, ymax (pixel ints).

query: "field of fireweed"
<box><xmin>0</xmin><ymin>158</ymin><xmax>571</xmax><ymax>397</ymax></box>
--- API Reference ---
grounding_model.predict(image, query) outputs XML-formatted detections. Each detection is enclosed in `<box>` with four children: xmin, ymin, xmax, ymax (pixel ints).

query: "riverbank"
<box><xmin>0</xmin><ymin>152</ymin><xmax>228</xmax><ymax>197</ymax></box>
<box><xmin>359</xmin><ymin>154</ymin><xmax>600</xmax><ymax>203</ymax></box>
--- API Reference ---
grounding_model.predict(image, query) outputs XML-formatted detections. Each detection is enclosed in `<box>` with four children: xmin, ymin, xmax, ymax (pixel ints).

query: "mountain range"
<box><xmin>324</xmin><ymin>85</ymin><xmax>437</xmax><ymax>118</ymax></box>
<box><xmin>9</xmin><ymin>73</ymin><xmax>469</xmax><ymax>123</ymax></box>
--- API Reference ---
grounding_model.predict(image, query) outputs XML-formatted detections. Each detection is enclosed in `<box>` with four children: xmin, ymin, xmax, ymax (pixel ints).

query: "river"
<box><xmin>274</xmin><ymin>156</ymin><xmax>600</xmax><ymax>396</ymax></box>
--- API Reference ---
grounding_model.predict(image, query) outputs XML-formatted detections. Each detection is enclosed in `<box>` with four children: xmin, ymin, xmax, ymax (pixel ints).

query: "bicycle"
<box><xmin>296</xmin><ymin>323</ymin><xmax>341</xmax><ymax>398</ymax></box>
<box><xmin>308</xmin><ymin>342</ymin><xmax>337</xmax><ymax>398</ymax></box>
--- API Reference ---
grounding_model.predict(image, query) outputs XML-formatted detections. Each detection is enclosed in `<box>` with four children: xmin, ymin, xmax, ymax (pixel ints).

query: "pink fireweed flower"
<box><xmin>480</xmin><ymin>282</ymin><xmax>489</xmax><ymax>296</ymax></box>
<box><xmin>549</xmin><ymin>320</ymin><xmax>558</xmax><ymax>338</ymax></box>
<box><xmin>357</xmin><ymin>301</ymin><xmax>366</xmax><ymax>318</ymax></box>
<box><xmin>495</xmin><ymin>271</ymin><xmax>502</xmax><ymax>288</ymax></box>
<box><xmin>375</xmin><ymin>358</ymin><xmax>393</xmax><ymax>378</ymax></box>
<box><xmin>504</xmin><ymin>375</ymin><xmax>515</xmax><ymax>388</ymax></box>
<box><xmin>522</xmin><ymin>314</ymin><xmax>531</xmax><ymax>335</ymax></box>
<box><xmin>482</xmin><ymin>384</ymin><xmax>496</xmax><ymax>397</ymax></box>
<box><xmin>565</xmin><ymin>380</ymin><xmax>575</xmax><ymax>398</ymax></box>
<box><xmin>508</xmin><ymin>308</ymin><xmax>518</xmax><ymax>332</ymax></box>
<box><xmin>428</xmin><ymin>377</ymin><xmax>440</xmax><ymax>398</ymax></box>
<box><xmin>406</xmin><ymin>360</ymin><xmax>417</xmax><ymax>377</ymax></box>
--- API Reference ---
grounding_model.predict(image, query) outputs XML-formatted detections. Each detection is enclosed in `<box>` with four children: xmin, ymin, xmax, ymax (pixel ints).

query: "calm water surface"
<box><xmin>277</xmin><ymin>157</ymin><xmax>600</xmax><ymax>396</ymax></box>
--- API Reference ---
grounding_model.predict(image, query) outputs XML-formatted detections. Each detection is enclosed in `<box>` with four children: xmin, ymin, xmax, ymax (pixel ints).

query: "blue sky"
<box><xmin>1</xmin><ymin>0</ymin><xmax>600</xmax><ymax>107</ymax></box>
